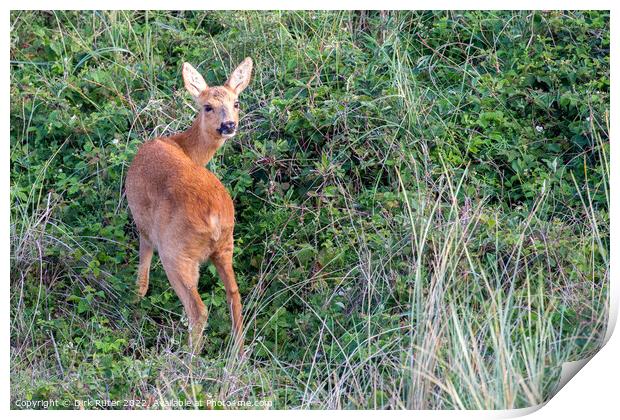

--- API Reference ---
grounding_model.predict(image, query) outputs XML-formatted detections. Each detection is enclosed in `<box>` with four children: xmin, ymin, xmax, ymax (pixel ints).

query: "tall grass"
<box><xmin>131</xmin><ymin>148</ymin><xmax>608</xmax><ymax>409</ymax></box>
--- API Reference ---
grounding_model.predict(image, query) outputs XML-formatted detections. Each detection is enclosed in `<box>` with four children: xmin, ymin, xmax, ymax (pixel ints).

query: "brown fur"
<box><xmin>125</xmin><ymin>58</ymin><xmax>253</xmax><ymax>353</ymax></box>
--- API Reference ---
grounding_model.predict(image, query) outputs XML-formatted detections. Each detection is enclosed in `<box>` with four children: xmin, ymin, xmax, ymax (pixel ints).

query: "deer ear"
<box><xmin>225</xmin><ymin>57</ymin><xmax>253</xmax><ymax>94</ymax></box>
<box><xmin>182</xmin><ymin>62</ymin><xmax>208</xmax><ymax>98</ymax></box>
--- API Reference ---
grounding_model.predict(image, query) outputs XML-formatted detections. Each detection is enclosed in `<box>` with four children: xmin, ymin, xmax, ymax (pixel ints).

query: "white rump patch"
<box><xmin>209</xmin><ymin>214</ymin><xmax>221</xmax><ymax>242</ymax></box>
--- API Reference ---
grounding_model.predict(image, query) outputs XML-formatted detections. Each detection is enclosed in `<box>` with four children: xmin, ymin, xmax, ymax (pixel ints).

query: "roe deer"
<box><xmin>125</xmin><ymin>58</ymin><xmax>253</xmax><ymax>352</ymax></box>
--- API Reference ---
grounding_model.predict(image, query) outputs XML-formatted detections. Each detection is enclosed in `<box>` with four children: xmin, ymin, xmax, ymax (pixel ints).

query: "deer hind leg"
<box><xmin>136</xmin><ymin>234</ymin><xmax>153</xmax><ymax>298</ymax></box>
<box><xmin>211</xmin><ymin>249</ymin><xmax>243</xmax><ymax>351</ymax></box>
<box><xmin>160</xmin><ymin>254</ymin><xmax>209</xmax><ymax>352</ymax></box>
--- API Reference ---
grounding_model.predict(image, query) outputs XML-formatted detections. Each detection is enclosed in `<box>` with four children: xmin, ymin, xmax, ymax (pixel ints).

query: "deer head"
<box><xmin>182</xmin><ymin>57</ymin><xmax>253</xmax><ymax>142</ymax></box>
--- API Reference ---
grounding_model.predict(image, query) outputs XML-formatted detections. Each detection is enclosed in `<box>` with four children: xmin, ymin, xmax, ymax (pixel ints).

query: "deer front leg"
<box><xmin>135</xmin><ymin>234</ymin><xmax>153</xmax><ymax>299</ymax></box>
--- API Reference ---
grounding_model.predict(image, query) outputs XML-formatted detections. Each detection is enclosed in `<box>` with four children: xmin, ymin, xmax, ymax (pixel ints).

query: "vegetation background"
<box><xmin>10</xmin><ymin>10</ymin><xmax>609</xmax><ymax>409</ymax></box>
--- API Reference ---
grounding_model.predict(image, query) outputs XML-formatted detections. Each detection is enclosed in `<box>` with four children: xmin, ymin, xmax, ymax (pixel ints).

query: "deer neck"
<box><xmin>172</xmin><ymin>116</ymin><xmax>223</xmax><ymax>167</ymax></box>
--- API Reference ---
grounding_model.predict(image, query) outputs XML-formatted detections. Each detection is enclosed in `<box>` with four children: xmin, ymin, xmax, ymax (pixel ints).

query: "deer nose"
<box><xmin>218</xmin><ymin>121</ymin><xmax>236</xmax><ymax>135</ymax></box>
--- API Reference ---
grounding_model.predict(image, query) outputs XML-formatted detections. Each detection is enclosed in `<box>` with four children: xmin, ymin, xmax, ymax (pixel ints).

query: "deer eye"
<box><xmin>204</xmin><ymin>104</ymin><xmax>213</xmax><ymax>112</ymax></box>
<box><xmin>234</xmin><ymin>101</ymin><xmax>240</xmax><ymax>109</ymax></box>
